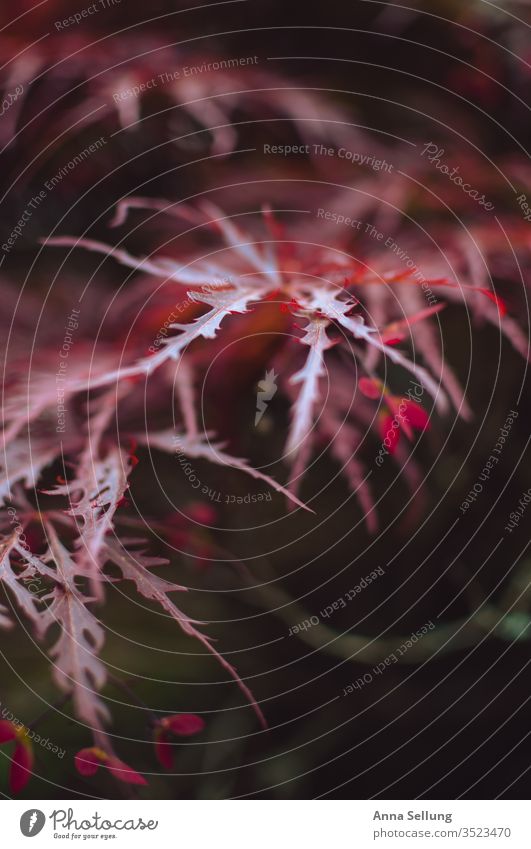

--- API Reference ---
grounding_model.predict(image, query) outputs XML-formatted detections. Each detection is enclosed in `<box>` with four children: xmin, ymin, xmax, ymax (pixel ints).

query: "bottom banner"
<box><xmin>2</xmin><ymin>800</ymin><xmax>529</xmax><ymax>848</ymax></box>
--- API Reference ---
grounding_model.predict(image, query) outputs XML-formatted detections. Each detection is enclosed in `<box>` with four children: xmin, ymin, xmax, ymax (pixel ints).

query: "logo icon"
<box><xmin>20</xmin><ymin>809</ymin><xmax>46</xmax><ymax>837</ymax></box>
<box><xmin>255</xmin><ymin>369</ymin><xmax>278</xmax><ymax>426</ymax></box>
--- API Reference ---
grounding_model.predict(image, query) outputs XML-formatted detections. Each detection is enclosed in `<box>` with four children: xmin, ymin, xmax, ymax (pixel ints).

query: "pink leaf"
<box><xmin>162</xmin><ymin>713</ymin><xmax>205</xmax><ymax>736</ymax></box>
<box><xmin>48</xmin><ymin>448</ymin><xmax>132</xmax><ymax>598</ymax></box>
<box><xmin>46</xmin><ymin>585</ymin><xmax>109</xmax><ymax>728</ymax></box>
<box><xmin>44</xmin><ymin>525</ymin><xmax>109</xmax><ymax>729</ymax></box>
<box><xmin>285</xmin><ymin>317</ymin><xmax>334</xmax><ymax>463</ymax></box>
<box><xmin>0</xmin><ymin>720</ymin><xmax>17</xmax><ymax>743</ymax></box>
<box><xmin>75</xmin><ymin>747</ymin><xmax>101</xmax><ymax>777</ymax></box>
<box><xmin>379</xmin><ymin>414</ymin><xmax>401</xmax><ymax>455</ymax></box>
<box><xmin>0</xmin><ymin>439</ymin><xmax>58</xmax><ymax>506</ymax></box>
<box><xmin>402</xmin><ymin>400</ymin><xmax>431</xmax><ymax>431</ymax></box>
<box><xmin>140</xmin><ymin>430</ymin><xmax>311</xmax><ymax>513</ymax></box>
<box><xmin>10</xmin><ymin>742</ymin><xmax>33</xmax><ymax>794</ymax></box>
<box><xmin>104</xmin><ymin>539</ymin><xmax>267</xmax><ymax>729</ymax></box>
<box><xmin>358</xmin><ymin>377</ymin><xmax>382</xmax><ymax>400</ymax></box>
<box><xmin>154</xmin><ymin>731</ymin><xmax>174</xmax><ymax>770</ymax></box>
<box><xmin>106</xmin><ymin>755</ymin><xmax>147</xmax><ymax>786</ymax></box>
<box><xmin>0</xmin><ymin>531</ymin><xmax>52</xmax><ymax>638</ymax></box>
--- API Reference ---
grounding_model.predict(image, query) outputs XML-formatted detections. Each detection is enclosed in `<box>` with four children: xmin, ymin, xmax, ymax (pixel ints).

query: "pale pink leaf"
<box><xmin>285</xmin><ymin>317</ymin><xmax>334</xmax><ymax>461</ymax></box>
<box><xmin>46</xmin><ymin>584</ymin><xmax>109</xmax><ymax>728</ymax></box>
<box><xmin>0</xmin><ymin>531</ymin><xmax>51</xmax><ymax>638</ymax></box>
<box><xmin>0</xmin><ymin>439</ymin><xmax>58</xmax><ymax>506</ymax></box>
<box><xmin>139</xmin><ymin>430</ymin><xmax>311</xmax><ymax>512</ymax></box>
<box><xmin>48</xmin><ymin>447</ymin><xmax>132</xmax><ymax>598</ymax></box>
<box><xmin>104</xmin><ymin>539</ymin><xmax>266</xmax><ymax>728</ymax></box>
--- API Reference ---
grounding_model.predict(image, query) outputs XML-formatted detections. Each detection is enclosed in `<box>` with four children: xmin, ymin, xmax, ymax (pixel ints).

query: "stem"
<box><xmin>240</xmin><ymin>576</ymin><xmax>529</xmax><ymax>664</ymax></box>
<box><xmin>108</xmin><ymin>674</ymin><xmax>158</xmax><ymax>725</ymax></box>
<box><xmin>29</xmin><ymin>693</ymin><xmax>71</xmax><ymax>728</ymax></box>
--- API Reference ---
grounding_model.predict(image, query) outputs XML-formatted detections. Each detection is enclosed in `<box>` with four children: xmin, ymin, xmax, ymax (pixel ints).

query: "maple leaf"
<box><xmin>46</xmin><ymin>588</ymin><xmax>109</xmax><ymax>728</ymax></box>
<box><xmin>48</xmin><ymin>447</ymin><xmax>132</xmax><ymax>599</ymax></box>
<box><xmin>139</xmin><ymin>430</ymin><xmax>311</xmax><ymax>512</ymax></box>
<box><xmin>297</xmin><ymin>286</ymin><xmax>449</xmax><ymax>414</ymax></box>
<box><xmin>285</xmin><ymin>316</ymin><xmax>334</xmax><ymax>462</ymax></box>
<box><xmin>0</xmin><ymin>439</ymin><xmax>59</xmax><ymax>506</ymax></box>
<box><xmin>0</xmin><ymin>530</ymin><xmax>53</xmax><ymax>638</ymax></box>
<box><xmin>0</xmin><ymin>518</ymin><xmax>111</xmax><ymax>731</ymax></box>
<box><xmin>174</xmin><ymin>359</ymin><xmax>199</xmax><ymax>439</ymax></box>
<box><xmin>45</xmin><ymin>202</ymin><xmax>515</xmax><ymax>522</ymax></box>
<box><xmin>0</xmin><ymin>349</ymin><xmax>119</xmax><ymax>447</ymax></box>
<box><xmin>43</xmin><ymin>523</ymin><xmax>110</xmax><ymax>729</ymax></box>
<box><xmin>104</xmin><ymin>539</ymin><xmax>266</xmax><ymax>728</ymax></box>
